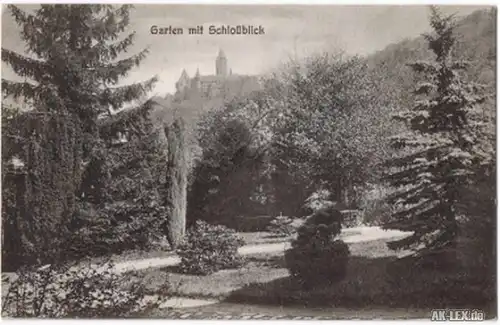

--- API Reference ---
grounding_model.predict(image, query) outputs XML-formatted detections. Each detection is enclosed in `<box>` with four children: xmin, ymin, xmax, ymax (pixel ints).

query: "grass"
<box><xmin>121</xmin><ymin>238</ymin><xmax>401</xmax><ymax>300</ymax></box>
<box><xmin>166</xmin><ymin>262</ymin><xmax>287</xmax><ymax>299</ymax></box>
<box><xmin>4</xmin><ymin>229</ymin><xmax>495</xmax><ymax>318</ymax></box>
<box><xmin>226</xmin><ymin>256</ymin><xmax>495</xmax><ymax>313</ymax></box>
<box><xmin>225</xmin><ymin>240</ymin><xmax>496</xmax><ymax>315</ymax></box>
<box><xmin>120</xmin><ymin>235</ymin><xmax>495</xmax><ymax>318</ymax></box>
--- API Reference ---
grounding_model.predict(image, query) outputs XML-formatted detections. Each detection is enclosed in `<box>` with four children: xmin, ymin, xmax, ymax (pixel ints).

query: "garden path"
<box><xmin>112</xmin><ymin>226</ymin><xmax>410</xmax><ymax>273</ymax></box>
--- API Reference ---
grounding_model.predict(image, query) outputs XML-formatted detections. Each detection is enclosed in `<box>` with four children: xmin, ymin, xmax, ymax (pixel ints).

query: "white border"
<box><xmin>0</xmin><ymin>1</ymin><xmax>498</xmax><ymax>325</ymax></box>
<box><xmin>0</xmin><ymin>0</ymin><xmax>498</xmax><ymax>4</ymax></box>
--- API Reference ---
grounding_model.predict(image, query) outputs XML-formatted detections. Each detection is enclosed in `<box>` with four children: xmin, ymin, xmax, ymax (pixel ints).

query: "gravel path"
<box><xmin>113</xmin><ymin>227</ymin><xmax>410</xmax><ymax>273</ymax></box>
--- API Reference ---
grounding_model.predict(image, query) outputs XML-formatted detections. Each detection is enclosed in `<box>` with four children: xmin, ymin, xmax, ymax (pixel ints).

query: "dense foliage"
<box><xmin>384</xmin><ymin>7</ymin><xmax>493</xmax><ymax>252</ymax></box>
<box><xmin>357</xmin><ymin>184</ymin><xmax>394</xmax><ymax>226</ymax></box>
<box><xmin>0</xmin><ymin>5</ymin><xmax>182</xmax><ymax>268</ymax></box>
<box><xmin>267</xmin><ymin>54</ymin><xmax>394</xmax><ymax>213</ymax></box>
<box><xmin>2</xmin><ymin>110</ymin><xmax>83</xmax><ymax>269</ymax></box>
<box><xmin>176</xmin><ymin>220</ymin><xmax>245</xmax><ymax>275</ymax></box>
<box><xmin>2</xmin><ymin>4</ymin><xmax>157</xmax><ymax>158</ymax></box>
<box><xmin>71</xmin><ymin>100</ymin><xmax>172</xmax><ymax>259</ymax></box>
<box><xmin>189</xmin><ymin>53</ymin><xmax>395</xmax><ymax>224</ymax></box>
<box><xmin>2</xmin><ymin>261</ymin><xmax>168</xmax><ymax>318</ymax></box>
<box><xmin>188</xmin><ymin>112</ymin><xmax>268</xmax><ymax>226</ymax></box>
<box><xmin>285</xmin><ymin>206</ymin><xmax>350</xmax><ymax>288</ymax></box>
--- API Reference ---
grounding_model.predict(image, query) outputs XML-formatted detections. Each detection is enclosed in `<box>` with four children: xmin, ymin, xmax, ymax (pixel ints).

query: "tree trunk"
<box><xmin>164</xmin><ymin>118</ymin><xmax>188</xmax><ymax>248</ymax></box>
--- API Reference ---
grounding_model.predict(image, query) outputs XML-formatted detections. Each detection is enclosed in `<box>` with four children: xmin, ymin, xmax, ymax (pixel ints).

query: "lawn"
<box><xmin>3</xmin><ymin>230</ymin><xmax>495</xmax><ymax>319</ymax></box>
<box><xmin>121</xmin><ymin>235</ymin><xmax>495</xmax><ymax>319</ymax></box>
<box><xmin>122</xmin><ymin>237</ymin><xmax>402</xmax><ymax>300</ymax></box>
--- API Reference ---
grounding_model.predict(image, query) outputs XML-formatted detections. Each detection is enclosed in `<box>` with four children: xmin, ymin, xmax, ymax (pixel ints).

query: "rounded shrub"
<box><xmin>176</xmin><ymin>220</ymin><xmax>245</xmax><ymax>275</ymax></box>
<box><xmin>285</xmin><ymin>206</ymin><xmax>350</xmax><ymax>288</ymax></box>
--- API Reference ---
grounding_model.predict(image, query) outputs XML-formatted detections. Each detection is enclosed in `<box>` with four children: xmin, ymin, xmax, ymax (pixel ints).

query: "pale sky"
<box><xmin>1</xmin><ymin>5</ymin><xmax>491</xmax><ymax>95</ymax></box>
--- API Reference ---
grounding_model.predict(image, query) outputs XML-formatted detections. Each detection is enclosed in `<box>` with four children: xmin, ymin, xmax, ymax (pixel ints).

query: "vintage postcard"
<box><xmin>1</xmin><ymin>3</ymin><xmax>496</xmax><ymax>320</ymax></box>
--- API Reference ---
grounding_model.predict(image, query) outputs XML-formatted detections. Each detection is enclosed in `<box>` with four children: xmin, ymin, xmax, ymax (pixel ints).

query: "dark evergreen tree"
<box><xmin>70</xmin><ymin>100</ymin><xmax>169</xmax><ymax>259</ymax></box>
<box><xmin>2</xmin><ymin>4</ymin><xmax>157</xmax><ymax>267</ymax></box>
<box><xmin>2</xmin><ymin>4</ymin><xmax>156</xmax><ymax>157</ymax></box>
<box><xmin>384</xmin><ymin>7</ymin><xmax>491</xmax><ymax>252</ymax></box>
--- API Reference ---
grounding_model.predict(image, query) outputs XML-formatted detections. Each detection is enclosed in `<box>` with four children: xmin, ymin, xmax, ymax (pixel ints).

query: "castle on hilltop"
<box><xmin>175</xmin><ymin>49</ymin><xmax>260</xmax><ymax>99</ymax></box>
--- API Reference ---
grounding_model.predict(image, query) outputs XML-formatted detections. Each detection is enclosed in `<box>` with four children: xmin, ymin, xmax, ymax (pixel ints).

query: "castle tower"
<box><xmin>216</xmin><ymin>49</ymin><xmax>228</xmax><ymax>77</ymax></box>
<box><xmin>175</xmin><ymin>69</ymin><xmax>190</xmax><ymax>92</ymax></box>
<box><xmin>191</xmin><ymin>67</ymin><xmax>201</xmax><ymax>90</ymax></box>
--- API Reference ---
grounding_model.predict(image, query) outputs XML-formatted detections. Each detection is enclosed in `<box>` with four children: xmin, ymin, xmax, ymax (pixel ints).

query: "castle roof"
<box><xmin>179</xmin><ymin>69</ymin><xmax>189</xmax><ymax>80</ymax></box>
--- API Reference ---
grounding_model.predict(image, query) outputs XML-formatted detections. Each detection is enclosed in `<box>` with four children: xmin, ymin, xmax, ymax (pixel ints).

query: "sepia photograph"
<box><xmin>1</xmin><ymin>3</ymin><xmax>496</xmax><ymax>320</ymax></box>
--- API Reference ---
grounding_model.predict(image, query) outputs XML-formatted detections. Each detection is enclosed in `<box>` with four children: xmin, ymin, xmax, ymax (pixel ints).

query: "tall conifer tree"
<box><xmin>384</xmin><ymin>7</ymin><xmax>491</xmax><ymax>252</ymax></box>
<box><xmin>2</xmin><ymin>4</ymin><xmax>157</xmax><ymax>266</ymax></box>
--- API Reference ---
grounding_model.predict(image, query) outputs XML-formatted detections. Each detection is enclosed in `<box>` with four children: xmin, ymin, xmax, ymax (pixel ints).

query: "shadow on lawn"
<box><xmin>160</xmin><ymin>264</ymin><xmax>185</xmax><ymax>274</ymax></box>
<box><xmin>225</xmin><ymin>255</ymin><xmax>496</xmax><ymax>317</ymax></box>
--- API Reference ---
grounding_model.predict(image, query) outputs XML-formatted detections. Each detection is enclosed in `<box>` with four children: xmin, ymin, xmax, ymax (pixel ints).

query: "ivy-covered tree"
<box><xmin>163</xmin><ymin>118</ymin><xmax>188</xmax><ymax>248</ymax></box>
<box><xmin>384</xmin><ymin>7</ymin><xmax>491</xmax><ymax>253</ymax></box>
<box><xmin>1</xmin><ymin>4</ymin><xmax>157</xmax><ymax>267</ymax></box>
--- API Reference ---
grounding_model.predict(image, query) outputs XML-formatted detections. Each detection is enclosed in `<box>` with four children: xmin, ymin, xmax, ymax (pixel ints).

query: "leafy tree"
<box><xmin>189</xmin><ymin>53</ymin><xmax>394</xmax><ymax>221</ymax></box>
<box><xmin>1</xmin><ymin>4</ymin><xmax>157</xmax><ymax>267</ymax></box>
<box><xmin>267</xmin><ymin>53</ymin><xmax>394</xmax><ymax>212</ymax></box>
<box><xmin>384</xmin><ymin>7</ymin><xmax>491</xmax><ymax>252</ymax></box>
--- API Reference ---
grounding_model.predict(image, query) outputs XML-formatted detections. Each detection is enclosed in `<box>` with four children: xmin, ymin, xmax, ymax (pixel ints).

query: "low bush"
<box><xmin>176</xmin><ymin>220</ymin><xmax>245</xmax><ymax>275</ymax></box>
<box><xmin>1</xmin><ymin>261</ymin><xmax>168</xmax><ymax>318</ymax></box>
<box><xmin>266</xmin><ymin>215</ymin><xmax>295</xmax><ymax>237</ymax></box>
<box><xmin>285</xmin><ymin>206</ymin><xmax>350</xmax><ymax>288</ymax></box>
